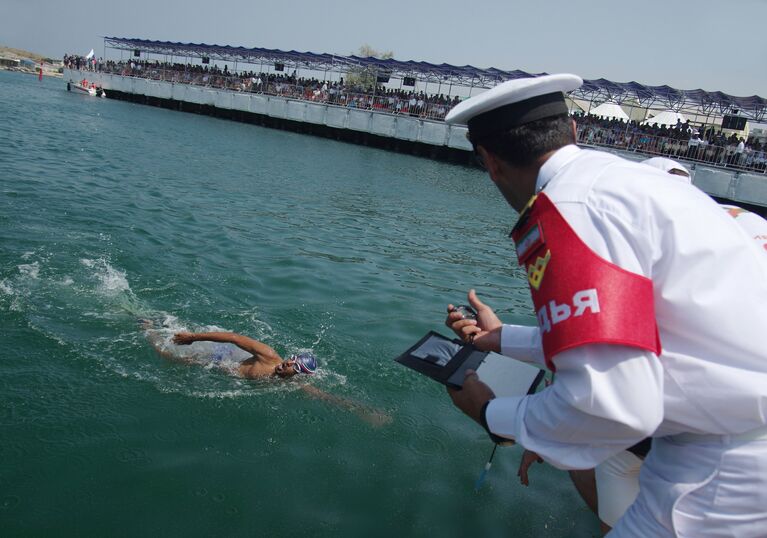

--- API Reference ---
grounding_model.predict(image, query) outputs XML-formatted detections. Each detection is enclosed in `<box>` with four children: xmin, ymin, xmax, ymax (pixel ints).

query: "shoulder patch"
<box><xmin>526</xmin><ymin>249</ymin><xmax>551</xmax><ymax>290</ymax></box>
<box><xmin>516</xmin><ymin>222</ymin><xmax>545</xmax><ymax>265</ymax></box>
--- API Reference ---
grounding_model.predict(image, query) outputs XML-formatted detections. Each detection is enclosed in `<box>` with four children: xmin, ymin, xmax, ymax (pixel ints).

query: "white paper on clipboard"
<box><xmin>475</xmin><ymin>352</ymin><xmax>543</xmax><ymax>398</ymax></box>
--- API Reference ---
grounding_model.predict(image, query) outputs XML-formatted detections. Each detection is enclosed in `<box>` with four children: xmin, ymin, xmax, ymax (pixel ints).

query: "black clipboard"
<box><xmin>395</xmin><ymin>331</ymin><xmax>545</xmax><ymax>396</ymax></box>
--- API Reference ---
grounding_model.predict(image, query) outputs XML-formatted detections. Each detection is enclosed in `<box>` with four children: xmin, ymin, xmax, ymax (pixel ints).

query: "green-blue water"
<box><xmin>0</xmin><ymin>70</ymin><xmax>598</xmax><ymax>537</ymax></box>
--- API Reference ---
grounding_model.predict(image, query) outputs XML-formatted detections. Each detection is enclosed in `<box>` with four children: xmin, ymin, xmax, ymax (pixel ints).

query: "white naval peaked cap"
<box><xmin>445</xmin><ymin>73</ymin><xmax>583</xmax><ymax>138</ymax></box>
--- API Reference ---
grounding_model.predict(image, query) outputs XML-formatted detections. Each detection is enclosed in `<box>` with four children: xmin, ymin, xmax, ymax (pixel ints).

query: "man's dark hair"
<box><xmin>471</xmin><ymin>114</ymin><xmax>575</xmax><ymax>167</ymax></box>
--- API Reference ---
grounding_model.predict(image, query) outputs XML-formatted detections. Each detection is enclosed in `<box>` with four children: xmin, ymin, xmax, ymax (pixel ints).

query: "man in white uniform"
<box><xmin>643</xmin><ymin>156</ymin><xmax>767</xmax><ymax>254</ymax></box>
<box><xmin>468</xmin><ymin>156</ymin><xmax>767</xmax><ymax>533</ymax></box>
<box><xmin>443</xmin><ymin>74</ymin><xmax>767</xmax><ymax>536</ymax></box>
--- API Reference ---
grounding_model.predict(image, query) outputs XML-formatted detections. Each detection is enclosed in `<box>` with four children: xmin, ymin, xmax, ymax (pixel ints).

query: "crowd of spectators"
<box><xmin>65</xmin><ymin>56</ymin><xmax>766</xmax><ymax>173</ymax></box>
<box><xmin>63</xmin><ymin>54</ymin><xmax>104</xmax><ymax>72</ymax></box>
<box><xmin>575</xmin><ymin>113</ymin><xmax>766</xmax><ymax>173</ymax></box>
<box><xmin>90</xmin><ymin>59</ymin><xmax>460</xmax><ymax>120</ymax></box>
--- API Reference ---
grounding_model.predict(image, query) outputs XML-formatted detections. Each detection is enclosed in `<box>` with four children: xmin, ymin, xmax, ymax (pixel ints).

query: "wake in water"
<box><xmin>0</xmin><ymin>251</ymin><xmax>341</xmax><ymax>398</ymax></box>
<box><xmin>1</xmin><ymin>250</ymin><xmax>392</xmax><ymax>426</ymax></box>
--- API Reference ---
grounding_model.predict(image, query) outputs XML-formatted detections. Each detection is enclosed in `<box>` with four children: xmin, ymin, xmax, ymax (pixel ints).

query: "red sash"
<box><xmin>511</xmin><ymin>193</ymin><xmax>660</xmax><ymax>371</ymax></box>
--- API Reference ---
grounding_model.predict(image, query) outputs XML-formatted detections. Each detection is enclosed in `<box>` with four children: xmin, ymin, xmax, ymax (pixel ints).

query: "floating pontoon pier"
<box><xmin>63</xmin><ymin>37</ymin><xmax>767</xmax><ymax>214</ymax></box>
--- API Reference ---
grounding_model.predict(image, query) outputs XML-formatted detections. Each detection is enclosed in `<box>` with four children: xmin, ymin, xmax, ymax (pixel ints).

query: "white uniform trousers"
<box><xmin>596</xmin><ymin>450</ymin><xmax>643</xmax><ymax>527</ymax></box>
<box><xmin>610</xmin><ymin>428</ymin><xmax>767</xmax><ymax>537</ymax></box>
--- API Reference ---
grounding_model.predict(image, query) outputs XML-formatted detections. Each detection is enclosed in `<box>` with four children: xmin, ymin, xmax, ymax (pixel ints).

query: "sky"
<box><xmin>2</xmin><ymin>0</ymin><xmax>766</xmax><ymax>97</ymax></box>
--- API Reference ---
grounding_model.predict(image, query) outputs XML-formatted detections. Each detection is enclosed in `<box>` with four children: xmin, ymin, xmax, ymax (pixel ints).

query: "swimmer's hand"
<box><xmin>173</xmin><ymin>332</ymin><xmax>197</xmax><ymax>345</ymax></box>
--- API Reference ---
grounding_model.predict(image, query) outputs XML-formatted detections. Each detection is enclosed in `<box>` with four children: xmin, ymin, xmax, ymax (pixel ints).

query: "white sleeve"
<box><xmin>485</xmin><ymin>345</ymin><xmax>663</xmax><ymax>469</ymax></box>
<box><xmin>500</xmin><ymin>324</ymin><xmax>545</xmax><ymax>366</ymax></box>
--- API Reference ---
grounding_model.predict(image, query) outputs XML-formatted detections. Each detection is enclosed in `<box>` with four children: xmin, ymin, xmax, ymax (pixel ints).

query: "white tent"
<box><xmin>567</xmin><ymin>96</ymin><xmax>587</xmax><ymax>115</ymax></box>
<box><xmin>587</xmin><ymin>102</ymin><xmax>629</xmax><ymax>121</ymax></box>
<box><xmin>641</xmin><ymin>110</ymin><xmax>687</xmax><ymax>127</ymax></box>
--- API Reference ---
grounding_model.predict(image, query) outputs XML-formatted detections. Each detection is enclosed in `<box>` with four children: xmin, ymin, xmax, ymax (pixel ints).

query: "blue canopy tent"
<box><xmin>103</xmin><ymin>37</ymin><xmax>767</xmax><ymax>122</ymax></box>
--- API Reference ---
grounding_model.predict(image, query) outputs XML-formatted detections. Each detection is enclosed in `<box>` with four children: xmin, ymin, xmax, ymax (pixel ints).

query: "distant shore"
<box><xmin>0</xmin><ymin>44</ymin><xmax>63</xmax><ymax>78</ymax></box>
<box><xmin>1</xmin><ymin>66</ymin><xmax>63</xmax><ymax>78</ymax></box>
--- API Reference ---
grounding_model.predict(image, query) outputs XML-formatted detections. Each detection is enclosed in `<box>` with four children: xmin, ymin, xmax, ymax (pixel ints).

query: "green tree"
<box><xmin>358</xmin><ymin>44</ymin><xmax>393</xmax><ymax>59</ymax></box>
<box><xmin>346</xmin><ymin>44</ymin><xmax>394</xmax><ymax>91</ymax></box>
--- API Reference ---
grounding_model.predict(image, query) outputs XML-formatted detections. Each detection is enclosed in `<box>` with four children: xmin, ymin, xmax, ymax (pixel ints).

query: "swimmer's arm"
<box><xmin>300</xmin><ymin>385</ymin><xmax>392</xmax><ymax>428</ymax></box>
<box><xmin>173</xmin><ymin>332</ymin><xmax>281</xmax><ymax>361</ymax></box>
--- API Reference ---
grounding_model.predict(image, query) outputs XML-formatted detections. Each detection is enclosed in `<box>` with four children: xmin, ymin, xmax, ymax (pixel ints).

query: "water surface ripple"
<box><xmin>0</xmin><ymin>71</ymin><xmax>597</xmax><ymax>536</ymax></box>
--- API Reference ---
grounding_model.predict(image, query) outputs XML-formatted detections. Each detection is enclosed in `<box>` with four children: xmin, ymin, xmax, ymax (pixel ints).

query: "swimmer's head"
<box><xmin>642</xmin><ymin>157</ymin><xmax>691</xmax><ymax>183</ymax></box>
<box><xmin>291</xmin><ymin>352</ymin><xmax>318</xmax><ymax>375</ymax></box>
<box><xmin>274</xmin><ymin>352</ymin><xmax>318</xmax><ymax>378</ymax></box>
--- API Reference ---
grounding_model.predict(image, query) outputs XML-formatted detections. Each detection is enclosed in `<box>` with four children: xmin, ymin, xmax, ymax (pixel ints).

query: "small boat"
<box><xmin>67</xmin><ymin>79</ymin><xmax>106</xmax><ymax>98</ymax></box>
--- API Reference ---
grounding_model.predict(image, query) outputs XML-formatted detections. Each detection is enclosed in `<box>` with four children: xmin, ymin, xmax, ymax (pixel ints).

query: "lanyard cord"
<box><xmin>475</xmin><ymin>443</ymin><xmax>499</xmax><ymax>491</ymax></box>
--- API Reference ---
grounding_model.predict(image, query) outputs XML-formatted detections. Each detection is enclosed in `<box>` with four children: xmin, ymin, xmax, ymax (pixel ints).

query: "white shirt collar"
<box><xmin>536</xmin><ymin>144</ymin><xmax>581</xmax><ymax>192</ymax></box>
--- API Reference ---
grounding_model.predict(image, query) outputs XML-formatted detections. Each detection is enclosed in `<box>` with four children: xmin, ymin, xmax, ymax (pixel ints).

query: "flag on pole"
<box><xmin>85</xmin><ymin>49</ymin><xmax>95</xmax><ymax>60</ymax></box>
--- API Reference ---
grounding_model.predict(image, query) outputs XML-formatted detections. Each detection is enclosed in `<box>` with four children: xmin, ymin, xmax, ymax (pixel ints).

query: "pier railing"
<box><xmin>576</xmin><ymin>125</ymin><xmax>766</xmax><ymax>174</ymax></box>
<box><xmin>82</xmin><ymin>63</ymin><xmax>767</xmax><ymax>175</ymax></box>
<box><xmin>97</xmin><ymin>64</ymin><xmax>453</xmax><ymax>121</ymax></box>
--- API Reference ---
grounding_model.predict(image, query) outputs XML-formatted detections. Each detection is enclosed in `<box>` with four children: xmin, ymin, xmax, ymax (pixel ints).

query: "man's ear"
<box><xmin>478</xmin><ymin>146</ymin><xmax>502</xmax><ymax>183</ymax></box>
<box><xmin>571</xmin><ymin>118</ymin><xmax>577</xmax><ymax>141</ymax></box>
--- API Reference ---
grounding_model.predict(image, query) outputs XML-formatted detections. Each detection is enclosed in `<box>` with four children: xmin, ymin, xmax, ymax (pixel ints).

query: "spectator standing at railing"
<box><xmin>755</xmin><ymin>148</ymin><xmax>767</xmax><ymax>172</ymax></box>
<box><xmin>734</xmin><ymin>138</ymin><xmax>746</xmax><ymax>167</ymax></box>
<box><xmin>416</xmin><ymin>95</ymin><xmax>425</xmax><ymax>116</ymax></box>
<box><xmin>686</xmin><ymin>132</ymin><xmax>701</xmax><ymax>159</ymax></box>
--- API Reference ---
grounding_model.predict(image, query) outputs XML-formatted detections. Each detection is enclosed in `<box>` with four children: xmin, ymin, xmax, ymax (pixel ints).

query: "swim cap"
<box><xmin>290</xmin><ymin>352</ymin><xmax>318</xmax><ymax>375</ymax></box>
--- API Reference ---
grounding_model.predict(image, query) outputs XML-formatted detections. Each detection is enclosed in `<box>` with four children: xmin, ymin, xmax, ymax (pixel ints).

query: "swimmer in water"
<box><xmin>171</xmin><ymin>331</ymin><xmax>317</xmax><ymax>379</ymax></box>
<box><xmin>143</xmin><ymin>323</ymin><xmax>390</xmax><ymax>426</ymax></box>
<box><xmin>144</xmin><ymin>325</ymin><xmax>317</xmax><ymax>379</ymax></box>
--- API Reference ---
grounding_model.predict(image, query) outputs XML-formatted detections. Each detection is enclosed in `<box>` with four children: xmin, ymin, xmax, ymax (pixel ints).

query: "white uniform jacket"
<box><xmin>486</xmin><ymin>144</ymin><xmax>767</xmax><ymax>535</ymax></box>
<box><xmin>485</xmin><ymin>145</ymin><xmax>767</xmax><ymax>535</ymax></box>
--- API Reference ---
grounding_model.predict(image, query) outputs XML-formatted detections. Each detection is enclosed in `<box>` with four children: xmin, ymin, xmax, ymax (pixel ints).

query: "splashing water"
<box><xmin>80</xmin><ymin>258</ymin><xmax>131</xmax><ymax>296</ymax></box>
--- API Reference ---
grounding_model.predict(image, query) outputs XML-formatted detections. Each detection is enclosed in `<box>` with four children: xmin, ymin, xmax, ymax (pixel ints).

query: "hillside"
<box><xmin>0</xmin><ymin>45</ymin><xmax>54</xmax><ymax>63</ymax></box>
<box><xmin>0</xmin><ymin>45</ymin><xmax>62</xmax><ymax>77</ymax></box>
